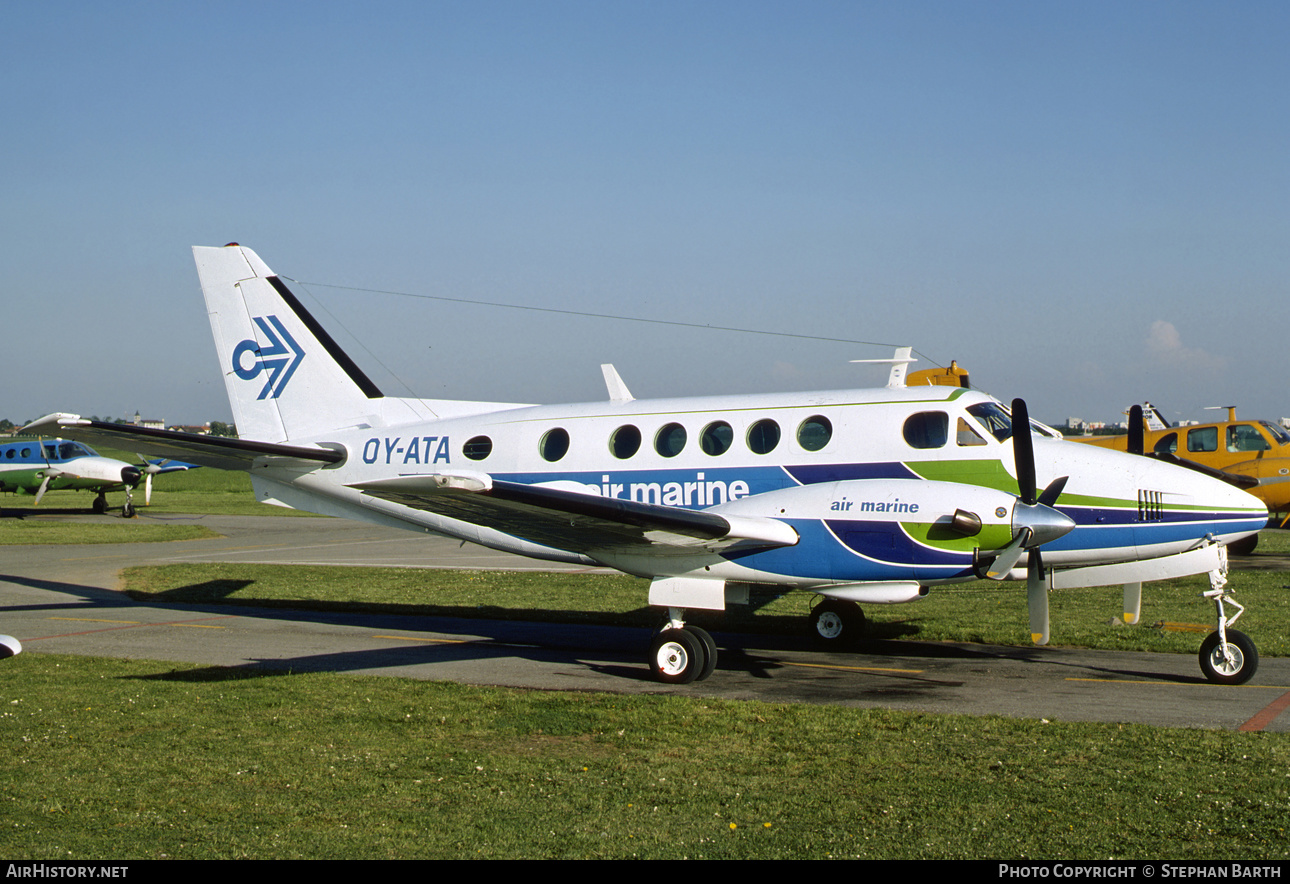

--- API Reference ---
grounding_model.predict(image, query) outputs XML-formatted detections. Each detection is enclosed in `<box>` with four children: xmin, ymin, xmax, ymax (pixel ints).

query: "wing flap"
<box><xmin>352</xmin><ymin>473</ymin><xmax>798</xmax><ymax>557</ymax></box>
<box><xmin>21</xmin><ymin>414</ymin><xmax>343</xmax><ymax>471</ymax></box>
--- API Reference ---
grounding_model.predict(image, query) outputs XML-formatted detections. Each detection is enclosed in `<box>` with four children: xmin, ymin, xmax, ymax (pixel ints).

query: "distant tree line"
<box><xmin>0</xmin><ymin>418</ymin><xmax>236</xmax><ymax>437</ymax></box>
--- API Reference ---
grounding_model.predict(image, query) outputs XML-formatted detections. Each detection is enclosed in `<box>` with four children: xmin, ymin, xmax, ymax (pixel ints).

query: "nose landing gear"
<box><xmin>1198</xmin><ymin>546</ymin><xmax>1257</xmax><ymax>685</ymax></box>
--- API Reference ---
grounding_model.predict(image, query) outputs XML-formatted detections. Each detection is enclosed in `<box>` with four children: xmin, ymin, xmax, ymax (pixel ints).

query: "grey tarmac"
<box><xmin>2</xmin><ymin>510</ymin><xmax>1288</xmax><ymax>732</ymax></box>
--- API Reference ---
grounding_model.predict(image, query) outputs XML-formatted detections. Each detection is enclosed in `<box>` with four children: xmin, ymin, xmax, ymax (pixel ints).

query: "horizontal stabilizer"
<box><xmin>21</xmin><ymin>414</ymin><xmax>342</xmax><ymax>471</ymax></box>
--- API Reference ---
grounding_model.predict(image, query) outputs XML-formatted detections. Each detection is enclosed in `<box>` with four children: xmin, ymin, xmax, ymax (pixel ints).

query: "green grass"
<box><xmin>121</xmin><ymin>557</ymin><xmax>1290</xmax><ymax>656</ymax></box>
<box><xmin>1</xmin><ymin>653</ymin><xmax>1286</xmax><ymax>860</ymax></box>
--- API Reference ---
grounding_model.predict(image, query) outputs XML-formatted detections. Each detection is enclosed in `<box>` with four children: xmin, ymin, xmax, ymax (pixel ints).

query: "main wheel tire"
<box><xmin>92</xmin><ymin>496</ymin><xmax>108</xmax><ymax>514</ymax></box>
<box><xmin>810</xmin><ymin>599</ymin><xmax>865</xmax><ymax>647</ymax></box>
<box><xmin>649</xmin><ymin>628</ymin><xmax>705</xmax><ymax>685</ymax></box>
<box><xmin>686</xmin><ymin>625</ymin><xmax>718</xmax><ymax>682</ymax></box>
<box><xmin>1226</xmin><ymin>535</ymin><xmax>1258</xmax><ymax>556</ymax></box>
<box><xmin>1199</xmin><ymin>629</ymin><xmax>1258</xmax><ymax>685</ymax></box>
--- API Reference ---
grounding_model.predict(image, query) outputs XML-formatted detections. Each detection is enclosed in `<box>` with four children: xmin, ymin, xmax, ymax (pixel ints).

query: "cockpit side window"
<box><xmin>956</xmin><ymin>417</ymin><xmax>987</xmax><ymax>446</ymax></box>
<box><xmin>1228</xmin><ymin>424</ymin><xmax>1270</xmax><ymax>453</ymax></box>
<box><xmin>965</xmin><ymin>402</ymin><xmax>1013</xmax><ymax>442</ymax></box>
<box><xmin>1154</xmin><ymin>432</ymin><xmax>1178</xmax><ymax>455</ymax></box>
<box><xmin>903</xmin><ymin>412</ymin><xmax>949</xmax><ymax>449</ymax></box>
<box><xmin>1187</xmin><ymin>427</ymin><xmax>1217</xmax><ymax>453</ymax></box>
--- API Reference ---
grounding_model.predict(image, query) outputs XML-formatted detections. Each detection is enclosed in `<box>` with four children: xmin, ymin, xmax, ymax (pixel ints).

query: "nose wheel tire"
<box><xmin>1199</xmin><ymin>629</ymin><xmax>1258</xmax><ymax>685</ymax></box>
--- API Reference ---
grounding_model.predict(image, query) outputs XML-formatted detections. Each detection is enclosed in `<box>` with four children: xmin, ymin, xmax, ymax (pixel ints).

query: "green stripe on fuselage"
<box><xmin>901</xmin><ymin>519</ymin><xmax>1014</xmax><ymax>553</ymax></box>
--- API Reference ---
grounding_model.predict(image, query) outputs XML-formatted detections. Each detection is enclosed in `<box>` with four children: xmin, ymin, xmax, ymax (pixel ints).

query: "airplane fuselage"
<box><xmin>247</xmin><ymin>385</ymin><xmax>1266</xmax><ymax>590</ymax></box>
<box><xmin>0</xmin><ymin>439</ymin><xmax>134</xmax><ymax>496</ymax></box>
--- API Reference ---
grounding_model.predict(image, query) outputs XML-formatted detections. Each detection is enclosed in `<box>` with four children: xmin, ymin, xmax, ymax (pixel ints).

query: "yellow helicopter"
<box><xmin>1076</xmin><ymin>403</ymin><xmax>1290</xmax><ymax>545</ymax></box>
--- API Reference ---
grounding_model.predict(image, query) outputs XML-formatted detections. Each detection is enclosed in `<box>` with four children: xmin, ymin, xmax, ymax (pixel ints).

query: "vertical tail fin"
<box><xmin>194</xmin><ymin>244</ymin><xmax>398</xmax><ymax>442</ymax></box>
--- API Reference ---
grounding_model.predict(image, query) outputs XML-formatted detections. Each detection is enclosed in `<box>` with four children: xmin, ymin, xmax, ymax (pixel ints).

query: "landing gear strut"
<box><xmin>648</xmin><ymin>610</ymin><xmax>717</xmax><ymax>684</ymax></box>
<box><xmin>121</xmin><ymin>486</ymin><xmax>136</xmax><ymax>519</ymax></box>
<box><xmin>1198</xmin><ymin>546</ymin><xmax>1258</xmax><ymax>685</ymax></box>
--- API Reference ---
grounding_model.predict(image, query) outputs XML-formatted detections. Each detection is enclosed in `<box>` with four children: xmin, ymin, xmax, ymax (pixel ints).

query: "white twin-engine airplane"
<box><xmin>25</xmin><ymin>245</ymin><xmax>1270</xmax><ymax>685</ymax></box>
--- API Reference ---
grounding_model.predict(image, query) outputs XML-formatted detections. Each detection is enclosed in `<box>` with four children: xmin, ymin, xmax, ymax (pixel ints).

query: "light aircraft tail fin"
<box><xmin>194</xmin><ymin>244</ymin><xmax>434</xmax><ymax>442</ymax></box>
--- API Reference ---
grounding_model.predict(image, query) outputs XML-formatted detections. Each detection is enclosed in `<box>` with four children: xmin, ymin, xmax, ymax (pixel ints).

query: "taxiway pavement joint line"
<box><xmin>374</xmin><ymin>634</ymin><xmax>543</xmax><ymax>649</ymax></box>
<box><xmin>1067</xmin><ymin>677</ymin><xmax>1290</xmax><ymax>689</ymax></box>
<box><xmin>782</xmin><ymin>660</ymin><xmax>923</xmax><ymax>674</ymax></box>
<box><xmin>29</xmin><ymin>613</ymin><xmax>238</xmax><ymax>641</ymax></box>
<box><xmin>1238</xmin><ymin>689</ymin><xmax>1290</xmax><ymax>732</ymax></box>
<box><xmin>49</xmin><ymin>617</ymin><xmax>142</xmax><ymax>625</ymax></box>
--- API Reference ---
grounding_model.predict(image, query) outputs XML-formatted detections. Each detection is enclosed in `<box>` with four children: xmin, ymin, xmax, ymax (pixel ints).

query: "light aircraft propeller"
<box><xmin>33</xmin><ymin>440</ymin><xmax>67</xmax><ymax>505</ymax></box>
<box><xmin>134</xmin><ymin>456</ymin><xmax>173</xmax><ymax>506</ymax></box>
<box><xmin>981</xmin><ymin>399</ymin><xmax>1073</xmax><ymax>645</ymax></box>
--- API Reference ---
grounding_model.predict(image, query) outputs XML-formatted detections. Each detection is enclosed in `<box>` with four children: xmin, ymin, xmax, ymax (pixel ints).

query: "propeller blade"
<box><xmin>1037</xmin><ymin>476</ymin><xmax>1068</xmax><ymax>508</ymax></box>
<box><xmin>1028</xmin><ymin>548</ymin><xmax>1050</xmax><ymax>646</ymax></box>
<box><xmin>144</xmin><ymin>473</ymin><xmax>153</xmax><ymax>506</ymax></box>
<box><xmin>985</xmin><ymin>527</ymin><xmax>1031</xmax><ymax>580</ymax></box>
<box><xmin>34</xmin><ymin>474</ymin><xmax>52</xmax><ymax>506</ymax></box>
<box><xmin>1011</xmin><ymin>398</ymin><xmax>1036</xmax><ymax>505</ymax></box>
<box><xmin>1128</xmin><ymin>405</ymin><xmax>1144</xmax><ymax>456</ymax></box>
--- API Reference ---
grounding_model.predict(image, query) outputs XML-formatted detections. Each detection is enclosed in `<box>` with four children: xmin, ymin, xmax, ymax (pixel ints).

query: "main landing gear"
<box><xmin>809</xmin><ymin>598</ymin><xmax>866</xmax><ymax>647</ymax></box>
<box><xmin>91</xmin><ymin>491</ymin><xmax>134</xmax><ymax>518</ymax></box>
<box><xmin>1198</xmin><ymin>547</ymin><xmax>1258</xmax><ymax>685</ymax></box>
<box><xmin>648</xmin><ymin>610</ymin><xmax>717</xmax><ymax>684</ymax></box>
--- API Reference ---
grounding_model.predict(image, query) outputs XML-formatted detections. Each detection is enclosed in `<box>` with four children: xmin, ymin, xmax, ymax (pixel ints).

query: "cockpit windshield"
<box><xmin>42</xmin><ymin>442</ymin><xmax>95</xmax><ymax>461</ymax></box>
<box><xmin>1260</xmin><ymin>421</ymin><xmax>1290</xmax><ymax>446</ymax></box>
<box><xmin>966</xmin><ymin>402</ymin><xmax>1013</xmax><ymax>442</ymax></box>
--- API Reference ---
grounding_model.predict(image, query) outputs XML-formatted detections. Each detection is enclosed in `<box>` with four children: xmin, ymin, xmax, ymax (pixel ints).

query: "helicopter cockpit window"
<box><xmin>965</xmin><ymin>402</ymin><xmax>1012</xmax><ymax>442</ymax></box>
<box><xmin>1227</xmin><ymin>425</ymin><xmax>1270</xmax><ymax>453</ymax></box>
<box><xmin>1261</xmin><ymin>421</ymin><xmax>1290</xmax><ymax>446</ymax></box>
<box><xmin>1187</xmin><ymin>427</ymin><xmax>1217</xmax><ymax>453</ymax></box>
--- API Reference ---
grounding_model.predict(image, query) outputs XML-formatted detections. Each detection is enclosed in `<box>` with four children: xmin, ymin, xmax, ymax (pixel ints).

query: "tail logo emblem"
<box><xmin>231</xmin><ymin>315</ymin><xmax>305</xmax><ymax>400</ymax></box>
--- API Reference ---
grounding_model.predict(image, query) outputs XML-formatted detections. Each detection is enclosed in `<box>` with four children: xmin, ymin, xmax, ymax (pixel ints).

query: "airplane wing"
<box><xmin>147</xmin><ymin>459</ymin><xmax>199</xmax><ymax>474</ymax></box>
<box><xmin>352</xmin><ymin>473</ymin><xmax>800</xmax><ymax>558</ymax></box>
<box><xmin>20</xmin><ymin>414</ymin><xmax>343</xmax><ymax>471</ymax></box>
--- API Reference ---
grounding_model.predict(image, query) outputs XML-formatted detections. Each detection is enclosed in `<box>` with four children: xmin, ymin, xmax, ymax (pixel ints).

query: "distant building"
<box><xmin>132</xmin><ymin>411</ymin><xmax>165</xmax><ymax>431</ymax></box>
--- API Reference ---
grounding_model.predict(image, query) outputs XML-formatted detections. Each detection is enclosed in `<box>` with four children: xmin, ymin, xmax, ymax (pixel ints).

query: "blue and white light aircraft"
<box><xmin>0</xmin><ymin>437</ymin><xmax>189</xmax><ymax>516</ymax></box>
<box><xmin>24</xmin><ymin>244</ymin><xmax>1270</xmax><ymax>684</ymax></box>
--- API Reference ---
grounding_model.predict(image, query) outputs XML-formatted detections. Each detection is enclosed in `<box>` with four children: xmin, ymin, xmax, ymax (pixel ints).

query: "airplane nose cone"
<box><xmin>120</xmin><ymin>465</ymin><xmax>142</xmax><ymax>486</ymax></box>
<box><xmin>1015</xmin><ymin>501</ymin><xmax>1076</xmax><ymax>547</ymax></box>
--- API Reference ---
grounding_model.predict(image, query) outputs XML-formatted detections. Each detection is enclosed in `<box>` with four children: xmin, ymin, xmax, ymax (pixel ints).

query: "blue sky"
<box><xmin>3</xmin><ymin>1</ymin><xmax>1287</xmax><ymax>429</ymax></box>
